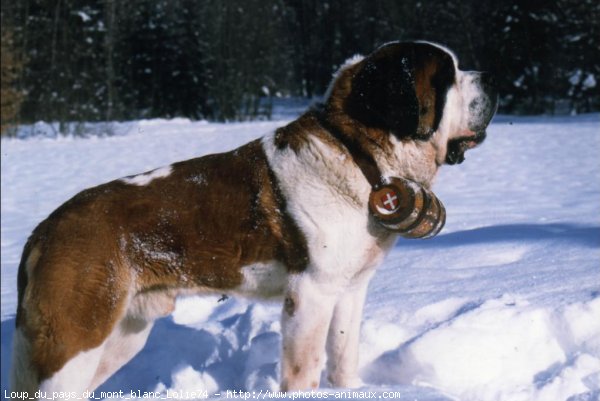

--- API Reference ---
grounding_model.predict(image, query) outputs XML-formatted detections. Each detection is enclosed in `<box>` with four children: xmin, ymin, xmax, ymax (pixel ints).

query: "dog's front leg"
<box><xmin>325</xmin><ymin>279</ymin><xmax>369</xmax><ymax>388</ymax></box>
<box><xmin>280</xmin><ymin>274</ymin><xmax>336</xmax><ymax>391</ymax></box>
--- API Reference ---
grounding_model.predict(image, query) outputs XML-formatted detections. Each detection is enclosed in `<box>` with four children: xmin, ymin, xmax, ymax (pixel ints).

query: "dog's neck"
<box><xmin>311</xmin><ymin>105</ymin><xmax>385</xmax><ymax>189</ymax></box>
<box><xmin>314</xmin><ymin>103</ymin><xmax>440</xmax><ymax>189</ymax></box>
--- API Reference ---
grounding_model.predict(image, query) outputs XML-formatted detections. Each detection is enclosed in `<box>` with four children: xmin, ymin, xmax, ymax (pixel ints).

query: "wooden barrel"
<box><xmin>368</xmin><ymin>177</ymin><xmax>446</xmax><ymax>239</ymax></box>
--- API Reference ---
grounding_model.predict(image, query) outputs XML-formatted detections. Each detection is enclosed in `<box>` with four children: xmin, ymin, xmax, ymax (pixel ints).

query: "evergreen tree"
<box><xmin>1</xmin><ymin>28</ymin><xmax>24</xmax><ymax>135</ymax></box>
<box><xmin>1</xmin><ymin>0</ymin><xmax>598</xmax><ymax>125</ymax></box>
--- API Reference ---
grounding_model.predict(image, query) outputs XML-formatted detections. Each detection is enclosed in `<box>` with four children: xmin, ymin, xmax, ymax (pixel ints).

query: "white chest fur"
<box><xmin>262</xmin><ymin>133</ymin><xmax>396</xmax><ymax>288</ymax></box>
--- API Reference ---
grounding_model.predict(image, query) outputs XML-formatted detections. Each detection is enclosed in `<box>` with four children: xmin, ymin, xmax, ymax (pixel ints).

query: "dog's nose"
<box><xmin>478</xmin><ymin>72</ymin><xmax>498</xmax><ymax>106</ymax></box>
<box><xmin>479</xmin><ymin>72</ymin><xmax>497</xmax><ymax>90</ymax></box>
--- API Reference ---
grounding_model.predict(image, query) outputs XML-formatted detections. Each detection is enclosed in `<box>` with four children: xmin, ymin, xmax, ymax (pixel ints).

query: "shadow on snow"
<box><xmin>398</xmin><ymin>223</ymin><xmax>600</xmax><ymax>249</ymax></box>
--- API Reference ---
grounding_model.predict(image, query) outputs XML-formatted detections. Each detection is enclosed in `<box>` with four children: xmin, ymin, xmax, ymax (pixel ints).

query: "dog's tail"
<box><xmin>11</xmin><ymin>236</ymin><xmax>41</xmax><ymax>393</ymax></box>
<box><xmin>10</xmin><ymin>326</ymin><xmax>39</xmax><ymax>394</ymax></box>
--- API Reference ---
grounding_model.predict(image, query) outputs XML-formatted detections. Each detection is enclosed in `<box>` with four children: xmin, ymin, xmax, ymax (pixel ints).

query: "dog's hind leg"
<box><xmin>37</xmin><ymin>342</ymin><xmax>106</xmax><ymax>397</ymax></box>
<box><xmin>88</xmin><ymin>316</ymin><xmax>154</xmax><ymax>391</ymax></box>
<box><xmin>11</xmin><ymin>248</ymin><xmax>132</xmax><ymax>398</ymax></box>
<box><xmin>89</xmin><ymin>290</ymin><xmax>176</xmax><ymax>390</ymax></box>
<box><xmin>10</xmin><ymin>326</ymin><xmax>103</xmax><ymax>398</ymax></box>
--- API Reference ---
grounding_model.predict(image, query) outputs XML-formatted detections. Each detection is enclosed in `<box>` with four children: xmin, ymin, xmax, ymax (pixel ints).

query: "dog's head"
<box><xmin>326</xmin><ymin>41</ymin><xmax>498</xmax><ymax>167</ymax></box>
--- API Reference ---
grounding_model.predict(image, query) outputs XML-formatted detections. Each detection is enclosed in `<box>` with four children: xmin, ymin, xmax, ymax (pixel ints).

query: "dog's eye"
<box><xmin>420</xmin><ymin>106</ymin><xmax>429</xmax><ymax>116</ymax></box>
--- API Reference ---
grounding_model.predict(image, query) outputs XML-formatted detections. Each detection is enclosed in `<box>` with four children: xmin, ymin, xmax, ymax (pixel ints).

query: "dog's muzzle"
<box><xmin>446</xmin><ymin>72</ymin><xmax>498</xmax><ymax>165</ymax></box>
<box><xmin>469</xmin><ymin>73</ymin><xmax>498</xmax><ymax>131</ymax></box>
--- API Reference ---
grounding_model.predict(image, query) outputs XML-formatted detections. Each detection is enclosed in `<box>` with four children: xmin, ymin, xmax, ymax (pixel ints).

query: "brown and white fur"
<box><xmin>11</xmin><ymin>41</ymin><xmax>497</xmax><ymax>396</ymax></box>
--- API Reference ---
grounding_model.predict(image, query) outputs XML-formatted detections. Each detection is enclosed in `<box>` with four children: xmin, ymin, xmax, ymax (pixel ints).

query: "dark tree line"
<box><xmin>1</xmin><ymin>0</ymin><xmax>598</xmax><ymax>132</ymax></box>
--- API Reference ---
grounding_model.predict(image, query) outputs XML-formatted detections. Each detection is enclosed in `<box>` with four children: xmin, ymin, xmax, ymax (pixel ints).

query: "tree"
<box><xmin>554</xmin><ymin>0</ymin><xmax>600</xmax><ymax>113</ymax></box>
<box><xmin>1</xmin><ymin>0</ymin><xmax>598</xmax><ymax>126</ymax></box>
<box><xmin>1</xmin><ymin>28</ymin><xmax>24</xmax><ymax>135</ymax></box>
<box><xmin>201</xmin><ymin>0</ymin><xmax>290</xmax><ymax>120</ymax></box>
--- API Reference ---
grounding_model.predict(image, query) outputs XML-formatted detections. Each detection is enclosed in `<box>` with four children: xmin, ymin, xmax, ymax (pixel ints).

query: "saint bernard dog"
<box><xmin>11</xmin><ymin>41</ymin><xmax>497</xmax><ymax>395</ymax></box>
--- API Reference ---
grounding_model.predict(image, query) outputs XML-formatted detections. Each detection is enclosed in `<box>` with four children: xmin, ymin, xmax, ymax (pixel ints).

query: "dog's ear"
<box><xmin>345</xmin><ymin>44</ymin><xmax>420</xmax><ymax>140</ymax></box>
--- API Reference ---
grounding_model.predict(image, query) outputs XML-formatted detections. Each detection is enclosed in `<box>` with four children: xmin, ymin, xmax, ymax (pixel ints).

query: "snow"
<box><xmin>584</xmin><ymin>74</ymin><xmax>597</xmax><ymax>90</ymax></box>
<box><xmin>75</xmin><ymin>11</ymin><xmax>92</xmax><ymax>23</ymax></box>
<box><xmin>569</xmin><ymin>71</ymin><xmax>597</xmax><ymax>90</ymax></box>
<box><xmin>1</xmin><ymin>113</ymin><xmax>600</xmax><ymax>401</ymax></box>
<box><xmin>570</xmin><ymin>70</ymin><xmax>583</xmax><ymax>86</ymax></box>
<box><xmin>121</xmin><ymin>165</ymin><xmax>173</xmax><ymax>186</ymax></box>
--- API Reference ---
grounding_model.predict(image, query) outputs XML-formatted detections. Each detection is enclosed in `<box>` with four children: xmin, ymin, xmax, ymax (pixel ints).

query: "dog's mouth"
<box><xmin>445</xmin><ymin>131</ymin><xmax>487</xmax><ymax>165</ymax></box>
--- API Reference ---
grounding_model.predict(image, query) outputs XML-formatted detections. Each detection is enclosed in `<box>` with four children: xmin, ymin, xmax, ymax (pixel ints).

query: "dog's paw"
<box><xmin>327</xmin><ymin>373</ymin><xmax>364</xmax><ymax>389</ymax></box>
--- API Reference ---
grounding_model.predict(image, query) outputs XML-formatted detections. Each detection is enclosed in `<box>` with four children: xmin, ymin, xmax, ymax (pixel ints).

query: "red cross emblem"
<box><xmin>381</xmin><ymin>190</ymin><xmax>399</xmax><ymax>211</ymax></box>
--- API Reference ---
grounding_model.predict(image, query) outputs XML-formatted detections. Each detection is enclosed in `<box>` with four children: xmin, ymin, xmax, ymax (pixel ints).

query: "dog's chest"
<box><xmin>263</xmin><ymin>133</ymin><xmax>396</xmax><ymax>282</ymax></box>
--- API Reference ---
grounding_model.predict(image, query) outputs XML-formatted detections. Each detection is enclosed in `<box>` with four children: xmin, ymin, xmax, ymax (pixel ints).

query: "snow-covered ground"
<box><xmin>1</xmin><ymin>112</ymin><xmax>599</xmax><ymax>401</ymax></box>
